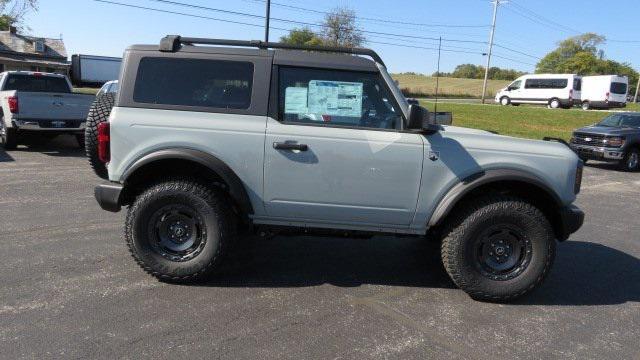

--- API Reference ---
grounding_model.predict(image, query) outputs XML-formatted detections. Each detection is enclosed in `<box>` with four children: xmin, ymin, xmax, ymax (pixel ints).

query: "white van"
<box><xmin>579</xmin><ymin>75</ymin><xmax>628</xmax><ymax>110</ymax></box>
<box><xmin>495</xmin><ymin>74</ymin><xmax>581</xmax><ymax>109</ymax></box>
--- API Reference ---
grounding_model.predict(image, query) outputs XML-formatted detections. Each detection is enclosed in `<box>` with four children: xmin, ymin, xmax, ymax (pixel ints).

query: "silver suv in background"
<box><xmin>87</xmin><ymin>36</ymin><xmax>584</xmax><ymax>302</ymax></box>
<box><xmin>96</xmin><ymin>80</ymin><xmax>119</xmax><ymax>97</ymax></box>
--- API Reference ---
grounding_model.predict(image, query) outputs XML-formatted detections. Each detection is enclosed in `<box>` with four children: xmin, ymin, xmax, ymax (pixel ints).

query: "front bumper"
<box><xmin>558</xmin><ymin>205</ymin><xmax>584</xmax><ymax>241</ymax></box>
<box><xmin>95</xmin><ymin>183</ymin><xmax>123</xmax><ymax>212</ymax></box>
<box><xmin>570</xmin><ymin>144</ymin><xmax>624</xmax><ymax>161</ymax></box>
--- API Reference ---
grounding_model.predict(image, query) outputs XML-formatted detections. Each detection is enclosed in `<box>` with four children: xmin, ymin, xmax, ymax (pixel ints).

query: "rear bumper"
<box><xmin>587</xmin><ymin>101</ymin><xmax>626</xmax><ymax>109</ymax></box>
<box><xmin>95</xmin><ymin>183</ymin><xmax>123</xmax><ymax>212</ymax></box>
<box><xmin>558</xmin><ymin>205</ymin><xmax>584</xmax><ymax>241</ymax></box>
<box><xmin>13</xmin><ymin>119</ymin><xmax>85</xmax><ymax>132</ymax></box>
<box><xmin>569</xmin><ymin>144</ymin><xmax>624</xmax><ymax>161</ymax></box>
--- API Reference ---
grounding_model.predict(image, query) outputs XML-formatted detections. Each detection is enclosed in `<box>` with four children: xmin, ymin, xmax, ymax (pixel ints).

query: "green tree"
<box><xmin>320</xmin><ymin>7</ymin><xmax>365</xmax><ymax>47</ymax></box>
<box><xmin>0</xmin><ymin>0</ymin><xmax>38</xmax><ymax>31</ymax></box>
<box><xmin>279</xmin><ymin>27</ymin><xmax>324</xmax><ymax>46</ymax></box>
<box><xmin>535</xmin><ymin>33</ymin><xmax>639</xmax><ymax>93</ymax></box>
<box><xmin>536</xmin><ymin>33</ymin><xmax>607</xmax><ymax>74</ymax></box>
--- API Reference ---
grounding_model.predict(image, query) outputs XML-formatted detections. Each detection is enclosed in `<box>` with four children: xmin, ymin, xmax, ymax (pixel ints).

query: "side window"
<box><xmin>509</xmin><ymin>80</ymin><xmax>522</xmax><ymax>90</ymax></box>
<box><xmin>133</xmin><ymin>57</ymin><xmax>253</xmax><ymax>109</ymax></box>
<box><xmin>278</xmin><ymin>67</ymin><xmax>402</xmax><ymax>130</ymax></box>
<box><xmin>573</xmin><ymin>78</ymin><xmax>582</xmax><ymax>91</ymax></box>
<box><xmin>525</xmin><ymin>78</ymin><xmax>568</xmax><ymax>89</ymax></box>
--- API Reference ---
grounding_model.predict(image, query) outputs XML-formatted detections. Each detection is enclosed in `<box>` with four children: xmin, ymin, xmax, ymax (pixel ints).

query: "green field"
<box><xmin>418</xmin><ymin>101</ymin><xmax>637</xmax><ymax>140</ymax></box>
<box><xmin>393</xmin><ymin>74</ymin><xmax>510</xmax><ymax>98</ymax></box>
<box><xmin>73</xmin><ymin>87</ymin><xmax>99</xmax><ymax>95</ymax></box>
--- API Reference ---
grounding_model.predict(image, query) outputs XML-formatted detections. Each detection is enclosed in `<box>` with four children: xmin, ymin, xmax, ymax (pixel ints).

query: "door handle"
<box><xmin>273</xmin><ymin>142</ymin><xmax>308</xmax><ymax>151</ymax></box>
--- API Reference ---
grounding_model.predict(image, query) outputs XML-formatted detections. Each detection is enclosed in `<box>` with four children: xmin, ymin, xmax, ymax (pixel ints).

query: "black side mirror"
<box><xmin>407</xmin><ymin>104</ymin><xmax>437</xmax><ymax>132</ymax></box>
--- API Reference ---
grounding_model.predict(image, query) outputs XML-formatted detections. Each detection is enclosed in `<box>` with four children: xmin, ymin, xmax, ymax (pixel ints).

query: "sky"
<box><xmin>25</xmin><ymin>0</ymin><xmax>640</xmax><ymax>75</ymax></box>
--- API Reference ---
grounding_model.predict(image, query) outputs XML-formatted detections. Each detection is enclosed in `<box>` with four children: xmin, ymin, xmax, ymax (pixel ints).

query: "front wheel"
<box><xmin>441</xmin><ymin>195</ymin><xmax>555</xmax><ymax>302</ymax></box>
<box><xmin>500</xmin><ymin>96</ymin><xmax>511</xmax><ymax>106</ymax></box>
<box><xmin>125</xmin><ymin>179</ymin><xmax>234</xmax><ymax>282</ymax></box>
<box><xmin>620</xmin><ymin>148</ymin><xmax>639</xmax><ymax>172</ymax></box>
<box><xmin>581</xmin><ymin>101</ymin><xmax>590</xmax><ymax>111</ymax></box>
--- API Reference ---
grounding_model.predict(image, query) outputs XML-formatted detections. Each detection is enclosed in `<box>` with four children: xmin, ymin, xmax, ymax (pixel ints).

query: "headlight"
<box><xmin>604</xmin><ymin>136</ymin><xmax>625</xmax><ymax>147</ymax></box>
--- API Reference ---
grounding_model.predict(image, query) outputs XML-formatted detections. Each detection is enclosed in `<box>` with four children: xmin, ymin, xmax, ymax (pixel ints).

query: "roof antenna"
<box><xmin>434</xmin><ymin>36</ymin><xmax>442</xmax><ymax>115</ymax></box>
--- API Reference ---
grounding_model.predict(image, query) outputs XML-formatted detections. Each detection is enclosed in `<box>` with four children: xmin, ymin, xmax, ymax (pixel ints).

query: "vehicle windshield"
<box><xmin>3</xmin><ymin>74</ymin><xmax>71</xmax><ymax>93</ymax></box>
<box><xmin>598</xmin><ymin>113</ymin><xmax>640</xmax><ymax>128</ymax></box>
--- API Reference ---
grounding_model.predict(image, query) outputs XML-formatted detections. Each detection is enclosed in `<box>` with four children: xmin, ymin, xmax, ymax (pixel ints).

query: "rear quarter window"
<box><xmin>133</xmin><ymin>57</ymin><xmax>253</xmax><ymax>109</ymax></box>
<box><xmin>610</xmin><ymin>82</ymin><xmax>627</xmax><ymax>95</ymax></box>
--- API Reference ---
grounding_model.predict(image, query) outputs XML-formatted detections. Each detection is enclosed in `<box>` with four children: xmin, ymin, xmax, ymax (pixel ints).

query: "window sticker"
<box><xmin>284</xmin><ymin>87</ymin><xmax>309</xmax><ymax>114</ymax></box>
<box><xmin>308</xmin><ymin>80</ymin><xmax>363</xmax><ymax>117</ymax></box>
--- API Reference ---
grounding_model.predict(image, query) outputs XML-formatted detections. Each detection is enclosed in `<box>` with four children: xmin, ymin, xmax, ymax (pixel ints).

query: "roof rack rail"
<box><xmin>159</xmin><ymin>35</ymin><xmax>385</xmax><ymax>67</ymax></box>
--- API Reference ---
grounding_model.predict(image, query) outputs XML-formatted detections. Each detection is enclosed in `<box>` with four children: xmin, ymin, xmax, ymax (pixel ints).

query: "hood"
<box><xmin>438</xmin><ymin>125</ymin><xmax>575</xmax><ymax>159</ymax></box>
<box><xmin>574</xmin><ymin>125</ymin><xmax>639</xmax><ymax>136</ymax></box>
<box><xmin>441</xmin><ymin>125</ymin><xmax>495</xmax><ymax>136</ymax></box>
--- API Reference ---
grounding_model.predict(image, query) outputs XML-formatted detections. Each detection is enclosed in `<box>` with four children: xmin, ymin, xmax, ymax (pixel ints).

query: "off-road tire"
<box><xmin>441</xmin><ymin>195</ymin><xmax>555</xmax><ymax>302</ymax></box>
<box><xmin>620</xmin><ymin>148</ymin><xmax>639</xmax><ymax>172</ymax></box>
<box><xmin>85</xmin><ymin>93</ymin><xmax>115</xmax><ymax>179</ymax></box>
<box><xmin>0</xmin><ymin>119</ymin><xmax>18</xmax><ymax>150</ymax></box>
<box><xmin>125</xmin><ymin>178</ymin><xmax>234</xmax><ymax>283</ymax></box>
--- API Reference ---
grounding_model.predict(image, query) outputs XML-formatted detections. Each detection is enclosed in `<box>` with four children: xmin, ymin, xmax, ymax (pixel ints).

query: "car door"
<box><xmin>263</xmin><ymin>66</ymin><xmax>424</xmax><ymax>226</ymax></box>
<box><xmin>508</xmin><ymin>79</ymin><xmax>523</xmax><ymax>102</ymax></box>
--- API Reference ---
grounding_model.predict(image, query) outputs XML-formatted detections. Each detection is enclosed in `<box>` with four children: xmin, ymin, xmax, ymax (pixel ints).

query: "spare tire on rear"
<box><xmin>85</xmin><ymin>93</ymin><xmax>115</xmax><ymax>179</ymax></box>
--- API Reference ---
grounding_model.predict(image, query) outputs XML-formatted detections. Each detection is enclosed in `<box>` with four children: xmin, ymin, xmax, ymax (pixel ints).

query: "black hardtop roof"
<box><xmin>126</xmin><ymin>35</ymin><xmax>382</xmax><ymax>72</ymax></box>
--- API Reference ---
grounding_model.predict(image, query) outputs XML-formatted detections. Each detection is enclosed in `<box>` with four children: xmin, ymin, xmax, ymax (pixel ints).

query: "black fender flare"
<box><xmin>121</xmin><ymin>148</ymin><xmax>254</xmax><ymax>214</ymax></box>
<box><xmin>428</xmin><ymin>169</ymin><xmax>563</xmax><ymax>227</ymax></box>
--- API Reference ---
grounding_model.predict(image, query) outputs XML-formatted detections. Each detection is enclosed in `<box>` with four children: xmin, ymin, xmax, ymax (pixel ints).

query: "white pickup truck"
<box><xmin>0</xmin><ymin>71</ymin><xmax>95</xmax><ymax>149</ymax></box>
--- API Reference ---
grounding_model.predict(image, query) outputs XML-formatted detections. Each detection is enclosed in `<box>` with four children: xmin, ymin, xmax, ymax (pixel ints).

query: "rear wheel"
<box><xmin>441</xmin><ymin>195</ymin><xmax>555</xmax><ymax>302</ymax></box>
<box><xmin>620</xmin><ymin>148</ymin><xmax>639</xmax><ymax>172</ymax></box>
<box><xmin>581</xmin><ymin>101</ymin><xmax>590</xmax><ymax>111</ymax></box>
<box><xmin>0</xmin><ymin>119</ymin><xmax>18</xmax><ymax>150</ymax></box>
<box><xmin>548</xmin><ymin>98</ymin><xmax>561</xmax><ymax>109</ymax></box>
<box><xmin>85</xmin><ymin>93</ymin><xmax>115</xmax><ymax>179</ymax></box>
<box><xmin>125</xmin><ymin>178</ymin><xmax>234</xmax><ymax>282</ymax></box>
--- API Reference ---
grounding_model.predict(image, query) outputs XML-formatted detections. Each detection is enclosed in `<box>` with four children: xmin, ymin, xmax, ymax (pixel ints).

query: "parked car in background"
<box><xmin>97</xmin><ymin>80</ymin><xmax>119</xmax><ymax>96</ymax></box>
<box><xmin>0</xmin><ymin>71</ymin><xmax>94</xmax><ymax>149</ymax></box>
<box><xmin>495</xmin><ymin>74</ymin><xmax>581</xmax><ymax>109</ymax></box>
<box><xmin>88</xmin><ymin>35</ymin><xmax>584</xmax><ymax>302</ymax></box>
<box><xmin>580</xmin><ymin>75</ymin><xmax>628</xmax><ymax>110</ymax></box>
<box><xmin>570</xmin><ymin>112</ymin><xmax>640</xmax><ymax>171</ymax></box>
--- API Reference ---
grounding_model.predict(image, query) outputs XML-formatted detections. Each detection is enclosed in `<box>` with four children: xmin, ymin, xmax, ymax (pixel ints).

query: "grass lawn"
<box><xmin>392</xmin><ymin>74</ymin><xmax>509</xmax><ymax>98</ymax></box>
<box><xmin>73</xmin><ymin>87</ymin><xmax>99</xmax><ymax>95</ymax></box>
<box><xmin>417</xmin><ymin>100</ymin><xmax>634</xmax><ymax>141</ymax></box>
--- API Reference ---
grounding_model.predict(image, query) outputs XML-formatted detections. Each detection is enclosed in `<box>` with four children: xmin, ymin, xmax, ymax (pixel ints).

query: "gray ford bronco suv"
<box><xmin>88</xmin><ymin>36</ymin><xmax>584</xmax><ymax>301</ymax></box>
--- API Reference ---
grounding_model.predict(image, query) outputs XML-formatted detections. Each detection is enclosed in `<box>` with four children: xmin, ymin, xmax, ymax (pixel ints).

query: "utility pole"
<box><xmin>264</xmin><ymin>0</ymin><xmax>271</xmax><ymax>42</ymax></box>
<box><xmin>634</xmin><ymin>76</ymin><xmax>640</xmax><ymax>104</ymax></box>
<box><xmin>434</xmin><ymin>37</ymin><xmax>442</xmax><ymax>115</ymax></box>
<box><xmin>481</xmin><ymin>0</ymin><xmax>501</xmax><ymax>104</ymax></box>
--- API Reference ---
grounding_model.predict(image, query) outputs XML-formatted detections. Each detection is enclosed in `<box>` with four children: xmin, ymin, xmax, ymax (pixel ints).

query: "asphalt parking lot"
<box><xmin>1</xmin><ymin>136</ymin><xmax>639</xmax><ymax>360</ymax></box>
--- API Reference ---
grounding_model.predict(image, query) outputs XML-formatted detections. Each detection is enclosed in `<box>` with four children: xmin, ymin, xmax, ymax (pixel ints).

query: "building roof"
<box><xmin>0</xmin><ymin>30</ymin><xmax>67</xmax><ymax>60</ymax></box>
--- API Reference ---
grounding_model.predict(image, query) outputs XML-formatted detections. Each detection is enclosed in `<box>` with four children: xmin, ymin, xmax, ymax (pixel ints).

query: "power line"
<box><xmin>93</xmin><ymin>0</ymin><xmax>538</xmax><ymax>68</ymax></box>
<box><xmin>244</xmin><ymin>0</ymin><xmax>492</xmax><ymax>28</ymax></box>
<box><xmin>144</xmin><ymin>0</ymin><xmax>543</xmax><ymax>60</ymax></box>
<box><xmin>508</xmin><ymin>1</ymin><xmax>581</xmax><ymax>34</ymax></box>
